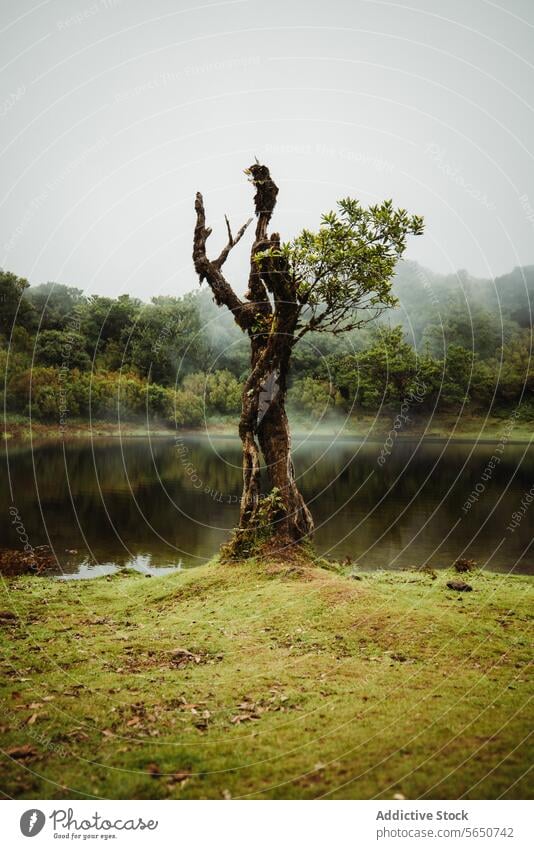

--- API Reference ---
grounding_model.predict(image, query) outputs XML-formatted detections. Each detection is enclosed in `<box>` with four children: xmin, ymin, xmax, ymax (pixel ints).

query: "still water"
<box><xmin>1</xmin><ymin>435</ymin><xmax>532</xmax><ymax>577</ymax></box>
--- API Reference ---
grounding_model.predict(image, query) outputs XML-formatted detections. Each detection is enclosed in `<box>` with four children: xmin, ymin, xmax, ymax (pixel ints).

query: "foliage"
<box><xmin>288</xmin><ymin>376</ymin><xmax>335</xmax><ymax>417</ymax></box>
<box><xmin>260</xmin><ymin>198</ymin><xmax>424</xmax><ymax>336</ymax></box>
<box><xmin>182</xmin><ymin>370</ymin><xmax>241</xmax><ymax>415</ymax></box>
<box><xmin>0</xmin><ymin>262</ymin><xmax>532</xmax><ymax>428</ymax></box>
<box><xmin>222</xmin><ymin>487</ymin><xmax>288</xmax><ymax>560</ymax></box>
<box><xmin>25</xmin><ymin>281</ymin><xmax>85</xmax><ymax>331</ymax></box>
<box><xmin>205</xmin><ymin>370</ymin><xmax>241</xmax><ymax>413</ymax></box>
<box><xmin>0</xmin><ymin>270</ymin><xmax>34</xmax><ymax>335</ymax></box>
<box><xmin>329</xmin><ymin>327</ymin><xmax>422</xmax><ymax>410</ymax></box>
<box><xmin>127</xmin><ymin>295</ymin><xmax>209</xmax><ymax>385</ymax></box>
<box><xmin>34</xmin><ymin>330</ymin><xmax>92</xmax><ymax>371</ymax></box>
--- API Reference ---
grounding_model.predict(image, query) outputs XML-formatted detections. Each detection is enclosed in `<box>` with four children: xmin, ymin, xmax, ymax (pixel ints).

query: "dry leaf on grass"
<box><xmin>146</xmin><ymin>763</ymin><xmax>191</xmax><ymax>785</ymax></box>
<box><xmin>230</xmin><ymin>713</ymin><xmax>260</xmax><ymax>725</ymax></box>
<box><xmin>5</xmin><ymin>744</ymin><xmax>37</xmax><ymax>759</ymax></box>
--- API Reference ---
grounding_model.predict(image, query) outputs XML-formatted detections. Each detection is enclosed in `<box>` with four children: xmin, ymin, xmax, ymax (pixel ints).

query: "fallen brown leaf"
<box><xmin>66</xmin><ymin>729</ymin><xmax>89</xmax><ymax>740</ymax></box>
<box><xmin>168</xmin><ymin>771</ymin><xmax>192</xmax><ymax>785</ymax></box>
<box><xmin>6</xmin><ymin>744</ymin><xmax>37</xmax><ymax>759</ymax></box>
<box><xmin>230</xmin><ymin>713</ymin><xmax>260</xmax><ymax>725</ymax></box>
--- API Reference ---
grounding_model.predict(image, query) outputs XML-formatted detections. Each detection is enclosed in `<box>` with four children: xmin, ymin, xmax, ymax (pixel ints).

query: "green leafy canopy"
<box><xmin>257</xmin><ymin>197</ymin><xmax>424</xmax><ymax>337</ymax></box>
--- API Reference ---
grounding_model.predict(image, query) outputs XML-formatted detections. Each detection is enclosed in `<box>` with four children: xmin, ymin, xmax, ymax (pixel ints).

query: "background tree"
<box><xmin>26</xmin><ymin>281</ymin><xmax>85</xmax><ymax>331</ymax></box>
<box><xmin>127</xmin><ymin>294</ymin><xmax>209</xmax><ymax>384</ymax></box>
<box><xmin>34</xmin><ymin>329</ymin><xmax>92</xmax><ymax>371</ymax></box>
<box><xmin>193</xmin><ymin>163</ymin><xmax>423</xmax><ymax>551</ymax></box>
<box><xmin>0</xmin><ymin>270</ymin><xmax>35</xmax><ymax>335</ymax></box>
<box><xmin>330</xmin><ymin>326</ymin><xmax>422</xmax><ymax>410</ymax></box>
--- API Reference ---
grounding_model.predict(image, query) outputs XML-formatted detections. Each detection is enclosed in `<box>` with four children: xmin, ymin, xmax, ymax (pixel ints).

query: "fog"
<box><xmin>1</xmin><ymin>0</ymin><xmax>534</xmax><ymax>300</ymax></box>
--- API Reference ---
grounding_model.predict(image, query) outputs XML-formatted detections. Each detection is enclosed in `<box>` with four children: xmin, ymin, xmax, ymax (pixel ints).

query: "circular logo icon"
<box><xmin>20</xmin><ymin>809</ymin><xmax>46</xmax><ymax>837</ymax></box>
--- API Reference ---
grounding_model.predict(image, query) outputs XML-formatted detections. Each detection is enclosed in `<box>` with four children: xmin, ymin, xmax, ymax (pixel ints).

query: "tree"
<box><xmin>26</xmin><ymin>281</ymin><xmax>85</xmax><ymax>331</ymax></box>
<box><xmin>128</xmin><ymin>295</ymin><xmax>208</xmax><ymax>384</ymax></box>
<box><xmin>80</xmin><ymin>294</ymin><xmax>139</xmax><ymax>361</ymax></box>
<box><xmin>0</xmin><ymin>270</ymin><xmax>36</xmax><ymax>336</ymax></box>
<box><xmin>331</xmin><ymin>326</ymin><xmax>421</xmax><ymax>410</ymax></box>
<box><xmin>493</xmin><ymin>329</ymin><xmax>534</xmax><ymax>403</ymax></box>
<box><xmin>34</xmin><ymin>329</ymin><xmax>92</xmax><ymax>371</ymax></box>
<box><xmin>192</xmin><ymin>163</ymin><xmax>423</xmax><ymax>552</ymax></box>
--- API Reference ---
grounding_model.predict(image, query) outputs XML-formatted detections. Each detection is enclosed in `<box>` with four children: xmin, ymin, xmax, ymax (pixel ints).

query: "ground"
<box><xmin>0</xmin><ymin>558</ymin><xmax>532</xmax><ymax>800</ymax></box>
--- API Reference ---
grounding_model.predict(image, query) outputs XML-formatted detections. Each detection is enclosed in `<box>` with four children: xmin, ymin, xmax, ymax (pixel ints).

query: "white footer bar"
<box><xmin>4</xmin><ymin>799</ymin><xmax>532</xmax><ymax>848</ymax></box>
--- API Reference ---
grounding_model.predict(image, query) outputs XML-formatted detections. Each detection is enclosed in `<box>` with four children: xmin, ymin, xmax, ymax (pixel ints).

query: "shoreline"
<box><xmin>2</xmin><ymin>416</ymin><xmax>533</xmax><ymax>445</ymax></box>
<box><xmin>1</xmin><ymin>546</ymin><xmax>532</xmax><ymax>578</ymax></box>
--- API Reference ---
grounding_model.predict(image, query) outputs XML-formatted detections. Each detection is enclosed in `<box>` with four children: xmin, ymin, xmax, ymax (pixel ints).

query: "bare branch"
<box><xmin>215</xmin><ymin>215</ymin><xmax>253</xmax><ymax>268</ymax></box>
<box><xmin>192</xmin><ymin>192</ymin><xmax>212</xmax><ymax>281</ymax></box>
<box><xmin>294</xmin><ymin>301</ymin><xmax>388</xmax><ymax>340</ymax></box>
<box><xmin>225</xmin><ymin>214</ymin><xmax>232</xmax><ymax>244</ymax></box>
<box><xmin>192</xmin><ymin>192</ymin><xmax>252</xmax><ymax>331</ymax></box>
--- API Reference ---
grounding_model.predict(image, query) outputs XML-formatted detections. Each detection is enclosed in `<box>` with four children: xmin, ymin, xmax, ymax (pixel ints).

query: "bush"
<box><xmin>173</xmin><ymin>389</ymin><xmax>205</xmax><ymax>427</ymax></box>
<box><xmin>205</xmin><ymin>370</ymin><xmax>241</xmax><ymax>413</ymax></box>
<box><xmin>288</xmin><ymin>377</ymin><xmax>335</xmax><ymax>418</ymax></box>
<box><xmin>8</xmin><ymin>367</ymin><xmax>60</xmax><ymax>419</ymax></box>
<box><xmin>182</xmin><ymin>370</ymin><xmax>241</xmax><ymax>415</ymax></box>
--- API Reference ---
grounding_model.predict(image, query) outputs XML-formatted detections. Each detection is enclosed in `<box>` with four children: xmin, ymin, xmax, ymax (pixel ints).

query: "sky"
<box><xmin>1</xmin><ymin>0</ymin><xmax>534</xmax><ymax>300</ymax></box>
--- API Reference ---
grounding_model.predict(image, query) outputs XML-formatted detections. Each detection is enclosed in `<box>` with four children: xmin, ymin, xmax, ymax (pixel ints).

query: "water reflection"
<box><xmin>1</xmin><ymin>434</ymin><xmax>532</xmax><ymax>576</ymax></box>
<box><xmin>56</xmin><ymin>555</ymin><xmax>183</xmax><ymax>580</ymax></box>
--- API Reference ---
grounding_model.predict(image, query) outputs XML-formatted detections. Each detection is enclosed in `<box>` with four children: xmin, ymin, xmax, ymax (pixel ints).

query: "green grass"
<box><xmin>0</xmin><ymin>559</ymin><xmax>532</xmax><ymax>800</ymax></box>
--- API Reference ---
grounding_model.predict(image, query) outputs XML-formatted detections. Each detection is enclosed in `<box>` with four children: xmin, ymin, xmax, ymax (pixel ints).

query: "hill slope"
<box><xmin>0</xmin><ymin>560</ymin><xmax>532</xmax><ymax>799</ymax></box>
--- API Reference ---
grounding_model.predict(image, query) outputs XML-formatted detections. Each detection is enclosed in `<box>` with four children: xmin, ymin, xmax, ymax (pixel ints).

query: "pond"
<box><xmin>1</xmin><ymin>434</ymin><xmax>532</xmax><ymax>577</ymax></box>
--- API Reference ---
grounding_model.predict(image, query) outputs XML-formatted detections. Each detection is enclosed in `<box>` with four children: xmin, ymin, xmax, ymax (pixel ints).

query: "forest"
<box><xmin>1</xmin><ymin>261</ymin><xmax>532</xmax><ymax>430</ymax></box>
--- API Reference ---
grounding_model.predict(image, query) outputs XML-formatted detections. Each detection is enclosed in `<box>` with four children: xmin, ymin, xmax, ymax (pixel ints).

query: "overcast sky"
<box><xmin>1</xmin><ymin>0</ymin><xmax>534</xmax><ymax>300</ymax></box>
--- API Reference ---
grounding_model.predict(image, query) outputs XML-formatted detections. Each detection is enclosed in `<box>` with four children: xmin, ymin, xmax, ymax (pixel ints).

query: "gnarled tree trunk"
<box><xmin>256</xmin><ymin>384</ymin><xmax>314</xmax><ymax>541</ymax></box>
<box><xmin>238</xmin><ymin>338</ymin><xmax>313</xmax><ymax>544</ymax></box>
<box><xmin>192</xmin><ymin>163</ymin><xmax>314</xmax><ymax>552</ymax></box>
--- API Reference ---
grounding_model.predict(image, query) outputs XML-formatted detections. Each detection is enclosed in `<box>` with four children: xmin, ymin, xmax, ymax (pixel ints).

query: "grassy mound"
<box><xmin>0</xmin><ymin>559</ymin><xmax>532</xmax><ymax>799</ymax></box>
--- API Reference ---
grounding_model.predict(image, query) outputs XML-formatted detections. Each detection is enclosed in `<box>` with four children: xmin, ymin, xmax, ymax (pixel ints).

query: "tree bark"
<box><xmin>256</xmin><ymin>384</ymin><xmax>314</xmax><ymax>541</ymax></box>
<box><xmin>236</xmin><ymin>336</ymin><xmax>314</xmax><ymax>544</ymax></box>
<box><xmin>193</xmin><ymin>163</ymin><xmax>314</xmax><ymax>552</ymax></box>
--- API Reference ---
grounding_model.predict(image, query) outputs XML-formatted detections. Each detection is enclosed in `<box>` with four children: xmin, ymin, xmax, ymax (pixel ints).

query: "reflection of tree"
<box><xmin>1</xmin><ymin>439</ymin><xmax>532</xmax><ymax>572</ymax></box>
